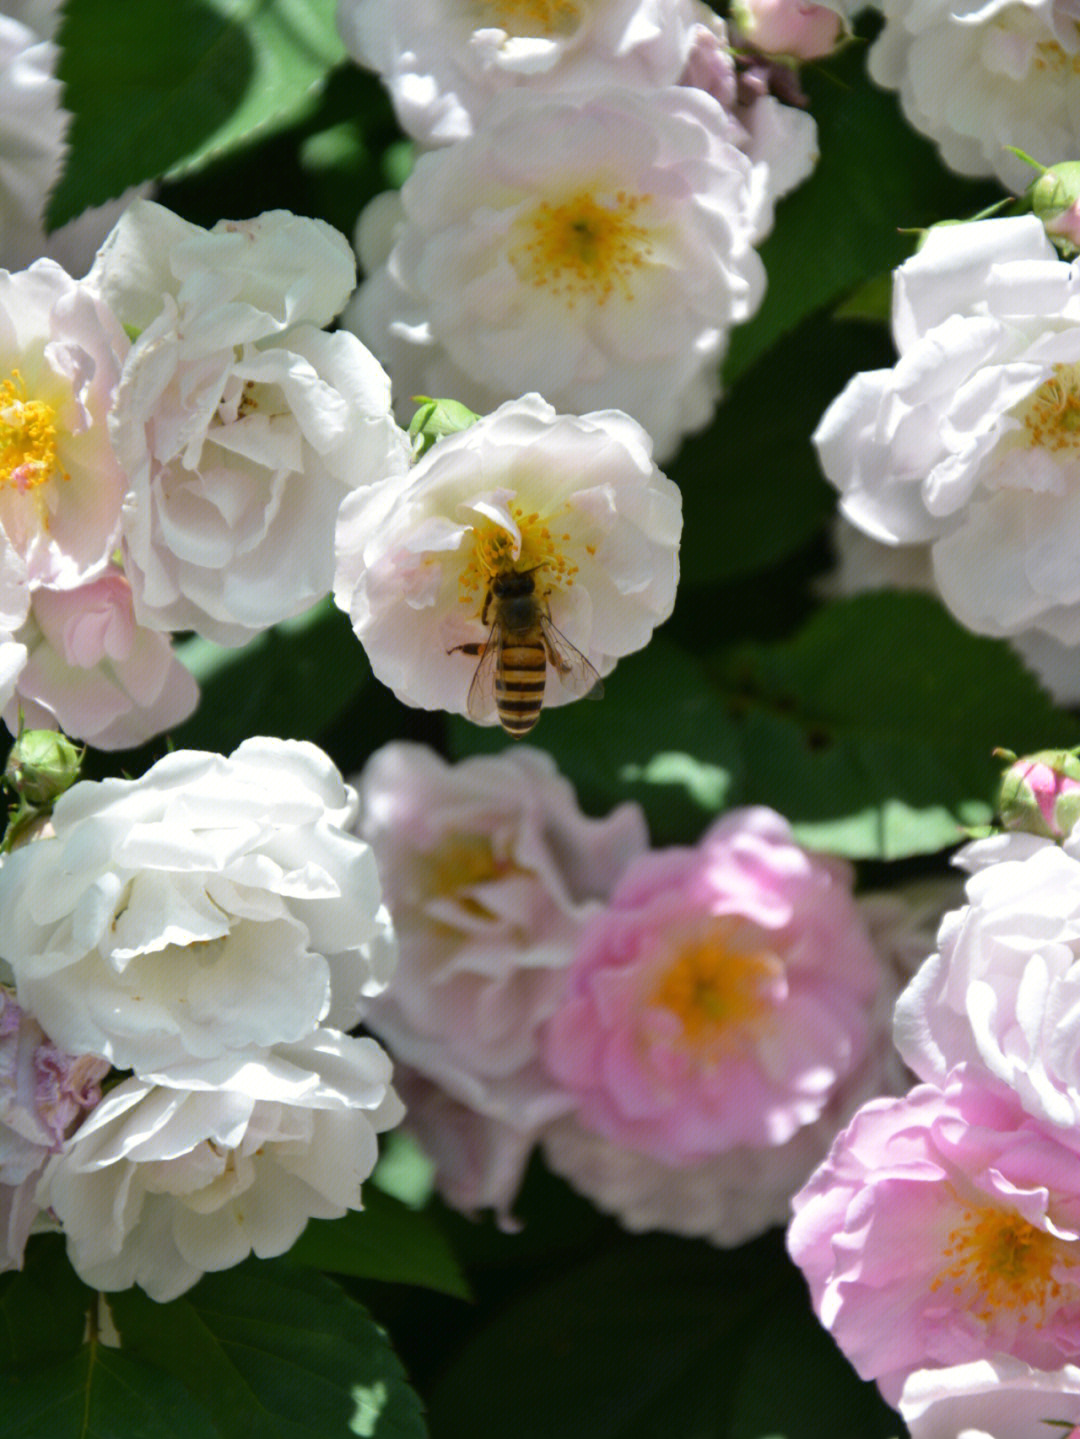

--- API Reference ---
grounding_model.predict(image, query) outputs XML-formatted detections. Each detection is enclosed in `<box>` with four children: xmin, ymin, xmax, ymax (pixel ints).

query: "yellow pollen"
<box><xmin>457</xmin><ymin>500</ymin><xmax>578</xmax><ymax>613</ymax></box>
<box><xmin>478</xmin><ymin>0</ymin><xmax>582</xmax><ymax>37</ymax></box>
<box><xmin>510</xmin><ymin>188</ymin><xmax>655</xmax><ymax>307</ymax></box>
<box><xmin>1032</xmin><ymin>38</ymin><xmax>1080</xmax><ymax>73</ymax></box>
<box><xmin>650</xmin><ymin>924</ymin><xmax>782</xmax><ymax>1052</ymax></box>
<box><xmin>1018</xmin><ymin>364</ymin><xmax>1080</xmax><ymax>453</ymax></box>
<box><xmin>428</xmin><ymin>834</ymin><xmax>521</xmax><ymax>922</ymax></box>
<box><xmin>930</xmin><ymin>1200</ymin><xmax>1079</xmax><ymax>1325</ymax></box>
<box><xmin>0</xmin><ymin>370</ymin><xmax>67</xmax><ymax>503</ymax></box>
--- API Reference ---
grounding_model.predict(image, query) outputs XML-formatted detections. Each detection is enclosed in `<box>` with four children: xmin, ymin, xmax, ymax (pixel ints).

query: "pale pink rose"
<box><xmin>542</xmin><ymin>808</ymin><xmax>888</xmax><ymax>1164</ymax></box>
<box><xmin>899</xmin><ymin>1356</ymin><xmax>1080</xmax><ymax>1439</ymax></box>
<box><xmin>0</xmin><ymin>260</ymin><xmax>128</xmax><ymax>588</ymax></box>
<box><xmin>4</xmin><ymin>566</ymin><xmax>199</xmax><ymax>749</ymax></box>
<box><xmin>0</xmin><ymin>986</ymin><xmax>108</xmax><ymax>1270</ymax></box>
<box><xmin>788</xmin><ymin>1067</ymin><xmax>1080</xmax><ymax>1405</ymax></box>
<box><xmin>355</xmin><ymin>742</ymin><xmax>647</xmax><ymax>1216</ymax></box>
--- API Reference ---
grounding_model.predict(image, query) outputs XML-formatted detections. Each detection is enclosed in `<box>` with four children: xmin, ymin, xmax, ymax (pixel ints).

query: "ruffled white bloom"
<box><xmin>335</xmin><ymin>395</ymin><xmax>681</xmax><ymax>718</ymax></box>
<box><xmin>86</xmin><ymin>200</ymin><xmax>411</xmax><ymax>646</ymax></box>
<box><xmin>899</xmin><ymin>1357</ymin><xmax>1080</xmax><ymax>1439</ymax></box>
<box><xmin>354</xmin><ymin>741</ymin><xmax>648</xmax><ymax>1216</ymax></box>
<box><xmin>2</xmin><ymin>565</ymin><xmax>198</xmax><ymax>749</ymax></box>
<box><xmin>41</xmin><ymin>1031</ymin><xmax>404</xmax><ymax>1301</ymax></box>
<box><xmin>0</xmin><ymin>259</ymin><xmax>128</xmax><ymax>588</ymax></box>
<box><xmin>0</xmin><ymin>738</ymin><xmax>396</xmax><ymax>1077</ymax></box>
<box><xmin>339</xmin><ymin>0</ymin><xmax>704</xmax><ymax>145</ymax></box>
<box><xmin>347</xmin><ymin>87</ymin><xmax>768</xmax><ymax>460</ymax></box>
<box><xmin>0</xmin><ymin>544</ymin><xmax>30</xmax><ymax>712</ymax></box>
<box><xmin>868</xmin><ymin>0</ymin><xmax>1080</xmax><ymax>193</ymax></box>
<box><xmin>814</xmin><ymin>216</ymin><xmax>1080</xmax><ymax>648</ymax></box>
<box><xmin>894</xmin><ymin>835</ymin><xmax>1080</xmax><ymax>1132</ymax></box>
<box><xmin>0</xmin><ymin>9</ymin><xmax>64</xmax><ymax>270</ymax></box>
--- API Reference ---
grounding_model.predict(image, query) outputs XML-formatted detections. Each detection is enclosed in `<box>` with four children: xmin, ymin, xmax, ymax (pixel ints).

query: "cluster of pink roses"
<box><xmin>353</xmin><ymin>741</ymin><xmax>915</xmax><ymax>1244</ymax></box>
<box><xmin>788</xmin><ymin>756</ymin><xmax>1080</xmax><ymax>1436</ymax></box>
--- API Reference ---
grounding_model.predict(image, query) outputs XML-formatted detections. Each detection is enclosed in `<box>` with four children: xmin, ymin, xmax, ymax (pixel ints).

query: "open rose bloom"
<box><xmin>355</xmin><ymin>742</ymin><xmax>648</xmax><ymax>1215</ymax></box>
<box><xmin>815</xmin><ymin>217</ymin><xmax>1080</xmax><ymax>648</ymax></box>
<box><xmin>867</xmin><ymin>0</ymin><xmax>1080</xmax><ymax>192</ymax></box>
<box><xmin>788</xmin><ymin>1067</ymin><xmax>1080</xmax><ymax>1405</ymax></box>
<box><xmin>87</xmin><ymin>200</ymin><xmax>410</xmax><ymax>645</ymax></box>
<box><xmin>347</xmin><ymin>86</ymin><xmax>768</xmax><ymax>458</ymax></box>
<box><xmin>541</xmin><ymin>808</ymin><xmax>897</xmax><ymax>1243</ymax></box>
<box><xmin>335</xmin><ymin>393</ymin><xmax>682</xmax><ymax>719</ymax></box>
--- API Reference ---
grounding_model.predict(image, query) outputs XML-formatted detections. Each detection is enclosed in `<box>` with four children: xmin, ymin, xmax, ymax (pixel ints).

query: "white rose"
<box><xmin>895</xmin><ymin>837</ymin><xmax>1080</xmax><ymax>1131</ymax></box>
<box><xmin>42</xmin><ymin>1031</ymin><xmax>403</xmax><ymax>1301</ymax></box>
<box><xmin>335</xmin><ymin>395</ymin><xmax>682</xmax><ymax>721</ymax></box>
<box><xmin>87</xmin><ymin>200</ymin><xmax>411</xmax><ymax>645</ymax></box>
<box><xmin>339</xmin><ymin>0</ymin><xmax>704</xmax><ymax>145</ymax></box>
<box><xmin>0</xmin><ymin>12</ymin><xmax>64</xmax><ymax>270</ymax></box>
<box><xmin>814</xmin><ymin>216</ymin><xmax>1080</xmax><ymax>646</ymax></box>
<box><xmin>0</xmin><ymin>738</ymin><xmax>395</xmax><ymax>1077</ymax></box>
<box><xmin>868</xmin><ymin>0</ymin><xmax>1080</xmax><ymax>193</ymax></box>
<box><xmin>346</xmin><ymin>86</ymin><xmax>767</xmax><ymax>461</ymax></box>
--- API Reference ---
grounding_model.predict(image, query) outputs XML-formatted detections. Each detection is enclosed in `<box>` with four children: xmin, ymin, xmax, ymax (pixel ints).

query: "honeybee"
<box><xmin>456</xmin><ymin>567</ymin><xmax>602</xmax><ymax>737</ymax></box>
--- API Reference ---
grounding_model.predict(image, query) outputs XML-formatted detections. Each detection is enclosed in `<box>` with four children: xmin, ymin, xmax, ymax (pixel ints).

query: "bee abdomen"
<box><xmin>496</xmin><ymin>641</ymin><xmax>547</xmax><ymax>737</ymax></box>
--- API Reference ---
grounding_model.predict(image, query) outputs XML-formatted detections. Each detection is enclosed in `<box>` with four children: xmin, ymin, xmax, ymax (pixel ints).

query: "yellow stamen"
<box><xmin>478</xmin><ymin>0</ymin><xmax>582</xmax><ymax>37</ymax></box>
<box><xmin>1017</xmin><ymin>364</ymin><xmax>1080</xmax><ymax>454</ymax></box>
<box><xmin>427</xmin><ymin>833</ymin><xmax>520</xmax><ymax>922</ymax></box>
<box><xmin>650</xmin><ymin>922</ymin><xmax>783</xmax><ymax>1054</ymax></box>
<box><xmin>931</xmin><ymin>1199</ymin><xmax>1079</xmax><ymax>1325</ymax></box>
<box><xmin>457</xmin><ymin>500</ymin><xmax>578</xmax><ymax>614</ymax></box>
<box><xmin>510</xmin><ymin>188</ymin><xmax>655</xmax><ymax>308</ymax></box>
<box><xmin>0</xmin><ymin>370</ymin><xmax>67</xmax><ymax>504</ymax></box>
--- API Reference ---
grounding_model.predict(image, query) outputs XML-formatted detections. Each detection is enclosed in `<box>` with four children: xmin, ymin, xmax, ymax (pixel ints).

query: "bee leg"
<box><xmin>448</xmin><ymin>641</ymin><xmax>484</xmax><ymax>656</ymax></box>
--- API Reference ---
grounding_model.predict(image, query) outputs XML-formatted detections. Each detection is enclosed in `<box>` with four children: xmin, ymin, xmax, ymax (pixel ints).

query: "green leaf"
<box><xmin>407</xmin><ymin>399</ymin><xmax>481</xmax><ymax>458</ymax></box>
<box><xmin>109</xmin><ymin>1260</ymin><xmax>428</xmax><ymax>1439</ymax></box>
<box><xmin>0</xmin><ymin>1236</ymin><xmax>92</xmax><ymax>1372</ymax></box>
<box><xmin>722</xmin><ymin>35</ymin><xmax>1000</xmax><ymax>387</ymax></box>
<box><xmin>1</xmin><ymin>1344</ymin><xmax>221</xmax><ymax>1439</ymax></box>
<box><xmin>48</xmin><ymin>0</ymin><xmax>345</xmax><ymax>229</ymax></box>
<box><xmin>670</xmin><ymin>310</ymin><xmax>892</xmax><ymax>586</ymax></box>
<box><xmin>717</xmin><ymin>592</ymin><xmax>1080</xmax><ymax>859</ymax></box>
<box><xmin>287</xmin><ymin>1189</ymin><xmax>471</xmax><ymax>1300</ymax></box>
<box><xmin>450</xmin><ymin>595</ymin><xmax>1080</xmax><ymax>859</ymax></box>
<box><xmin>428</xmin><ymin>1230</ymin><xmax>896</xmax><ymax>1439</ymax></box>
<box><xmin>171</xmin><ymin>600</ymin><xmax>369</xmax><ymax>754</ymax></box>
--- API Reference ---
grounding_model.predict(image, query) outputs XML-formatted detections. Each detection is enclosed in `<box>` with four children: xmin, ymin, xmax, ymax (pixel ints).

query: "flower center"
<box><xmin>650</xmin><ymin>923</ymin><xmax>784</xmax><ymax>1052</ymax></box>
<box><xmin>932</xmin><ymin>1200</ymin><xmax>1080</xmax><ymax>1325</ymax></box>
<box><xmin>478</xmin><ymin>0</ymin><xmax>583</xmax><ymax>37</ymax></box>
<box><xmin>1032</xmin><ymin>38</ymin><xmax>1080</xmax><ymax>73</ymax></box>
<box><xmin>1017</xmin><ymin>364</ymin><xmax>1080</xmax><ymax>453</ymax></box>
<box><xmin>457</xmin><ymin>499</ymin><xmax>579</xmax><ymax>612</ymax></box>
<box><xmin>427</xmin><ymin>833</ymin><xmax>525</xmax><ymax>922</ymax></box>
<box><xmin>0</xmin><ymin>370</ymin><xmax>67</xmax><ymax>501</ymax></box>
<box><xmin>510</xmin><ymin>187</ymin><xmax>655</xmax><ymax>307</ymax></box>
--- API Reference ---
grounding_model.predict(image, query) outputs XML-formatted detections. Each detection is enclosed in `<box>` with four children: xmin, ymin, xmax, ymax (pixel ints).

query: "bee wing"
<box><xmin>540</xmin><ymin>616</ymin><xmax>604</xmax><ymax>702</ymax></box>
<box><xmin>466</xmin><ymin>620</ymin><xmax>504</xmax><ymax>722</ymax></box>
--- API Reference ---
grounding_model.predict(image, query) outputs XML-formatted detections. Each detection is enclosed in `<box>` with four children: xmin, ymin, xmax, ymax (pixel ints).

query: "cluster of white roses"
<box><xmin>0</xmin><ymin>737</ymin><xmax>401</xmax><ymax>1301</ymax></box>
<box><xmin>338</xmin><ymin>0</ymin><xmax>828</xmax><ymax>460</ymax></box>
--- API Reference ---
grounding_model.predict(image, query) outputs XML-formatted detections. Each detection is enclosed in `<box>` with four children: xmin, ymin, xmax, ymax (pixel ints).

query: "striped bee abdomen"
<box><xmin>495</xmin><ymin>638</ymin><xmax>547</xmax><ymax>736</ymax></box>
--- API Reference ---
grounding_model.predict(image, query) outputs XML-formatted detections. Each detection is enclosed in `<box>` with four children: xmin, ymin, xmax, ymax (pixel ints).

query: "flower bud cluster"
<box><xmin>353</xmin><ymin>742</ymin><xmax>906</xmax><ymax>1242</ymax></box>
<box><xmin>787</xmin><ymin>785</ymin><xmax>1080</xmax><ymax>1434</ymax></box>
<box><xmin>0</xmin><ymin>738</ymin><xmax>402</xmax><ymax>1300</ymax></box>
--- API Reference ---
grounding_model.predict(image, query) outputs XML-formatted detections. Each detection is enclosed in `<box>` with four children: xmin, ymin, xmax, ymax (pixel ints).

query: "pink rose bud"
<box><xmin>1031</xmin><ymin>162</ymin><xmax>1080</xmax><ymax>252</ymax></box>
<box><xmin>733</xmin><ymin>0</ymin><xmax>844</xmax><ymax>60</ymax></box>
<box><xmin>997</xmin><ymin>748</ymin><xmax>1080</xmax><ymax>840</ymax></box>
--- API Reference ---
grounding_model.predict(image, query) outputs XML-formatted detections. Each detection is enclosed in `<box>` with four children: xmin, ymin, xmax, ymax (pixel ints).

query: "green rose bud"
<box><xmin>997</xmin><ymin>747</ymin><xmax>1080</xmax><ymax>840</ymax></box>
<box><xmin>4</xmin><ymin>729</ymin><xmax>83</xmax><ymax>807</ymax></box>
